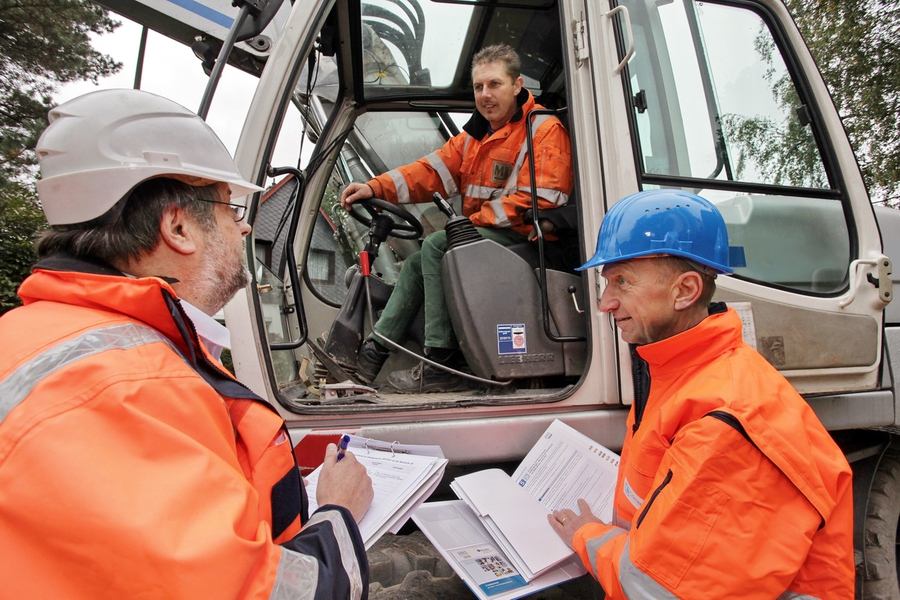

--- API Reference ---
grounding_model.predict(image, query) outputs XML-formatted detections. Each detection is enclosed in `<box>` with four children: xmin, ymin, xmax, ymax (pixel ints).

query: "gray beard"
<box><xmin>205</xmin><ymin>265</ymin><xmax>251</xmax><ymax>315</ymax></box>
<box><xmin>197</xmin><ymin>228</ymin><xmax>251</xmax><ymax>315</ymax></box>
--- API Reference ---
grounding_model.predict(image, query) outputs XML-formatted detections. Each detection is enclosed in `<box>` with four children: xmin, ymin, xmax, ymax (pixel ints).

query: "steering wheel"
<box><xmin>347</xmin><ymin>197</ymin><xmax>424</xmax><ymax>240</ymax></box>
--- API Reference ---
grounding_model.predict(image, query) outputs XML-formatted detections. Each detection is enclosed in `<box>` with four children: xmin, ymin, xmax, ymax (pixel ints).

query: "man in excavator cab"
<box><xmin>340</xmin><ymin>43</ymin><xmax>574</xmax><ymax>393</ymax></box>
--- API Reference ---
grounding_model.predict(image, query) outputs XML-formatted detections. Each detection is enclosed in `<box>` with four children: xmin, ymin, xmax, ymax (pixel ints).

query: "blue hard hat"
<box><xmin>578</xmin><ymin>189</ymin><xmax>733</xmax><ymax>274</ymax></box>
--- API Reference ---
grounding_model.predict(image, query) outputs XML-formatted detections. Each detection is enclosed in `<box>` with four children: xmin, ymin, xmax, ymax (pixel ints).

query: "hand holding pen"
<box><xmin>336</xmin><ymin>434</ymin><xmax>351</xmax><ymax>462</ymax></box>
<box><xmin>317</xmin><ymin>434</ymin><xmax>373</xmax><ymax>522</ymax></box>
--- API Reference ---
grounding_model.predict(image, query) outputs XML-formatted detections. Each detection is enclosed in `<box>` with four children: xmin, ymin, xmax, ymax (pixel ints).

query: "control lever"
<box><xmin>432</xmin><ymin>193</ymin><xmax>457</xmax><ymax>218</ymax></box>
<box><xmin>568</xmin><ymin>285</ymin><xmax>584</xmax><ymax>314</ymax></box>
<box><xmin>438</xmin><ymin>192</ymin><xmax>482</xmax><ymax>249</ymax></box>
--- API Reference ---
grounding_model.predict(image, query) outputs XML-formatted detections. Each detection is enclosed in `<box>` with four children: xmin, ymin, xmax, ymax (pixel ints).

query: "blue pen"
<box><xmin>336</xmin><ymin>434</ymin><xmax>351</xmax><ymax>462</ymax></box>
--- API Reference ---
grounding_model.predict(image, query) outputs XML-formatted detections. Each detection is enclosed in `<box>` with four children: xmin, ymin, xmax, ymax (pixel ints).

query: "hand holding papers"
<box><xmin>510</xmin><ymin>419</ymin><xmax>619</xmax><ymax>523</ymax></box>
<box><xmin>414</xmin><ymin>420</ymin><xmax>619</xmax><ymax>599</ymax></box>
<box><xmin>413</xmin><ymin>501</ymin><xmax>586</xmax><ymax>600</ymax></box>
<box><xmin>305</xmin><ymin>435</ymin><xmax>448</xmax><ymax>549</ymax></box>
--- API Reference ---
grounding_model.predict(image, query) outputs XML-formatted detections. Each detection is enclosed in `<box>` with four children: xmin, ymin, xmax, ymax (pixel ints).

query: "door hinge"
<box><xmin>573</xmin><ymin>15</ymin><xmax>588</xmax><ymax>65</ymax></box>
<box><xmin>871</xmin><ymin>256</ymin><xmax>893</xmax><ymax>305</ymax></box>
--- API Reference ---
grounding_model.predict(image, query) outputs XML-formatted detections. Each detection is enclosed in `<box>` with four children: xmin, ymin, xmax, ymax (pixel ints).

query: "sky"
<box><xmin>55</xmin><ymin>15</ymin><xmax>259</xmax><ymax>155</ymax></box>
<box><xmin>55</xmin><ymin>0</ymin><xmax>783</xmax><ymax>184</ymax></box>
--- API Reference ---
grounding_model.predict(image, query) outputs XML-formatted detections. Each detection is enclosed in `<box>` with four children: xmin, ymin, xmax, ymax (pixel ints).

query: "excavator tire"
<box><xmin>862</xmin><ymin>443</ymin><xmax>900</xmax><ymax>599</ymax></box>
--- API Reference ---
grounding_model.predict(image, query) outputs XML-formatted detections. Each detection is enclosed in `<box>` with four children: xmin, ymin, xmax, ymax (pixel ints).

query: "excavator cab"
<box><xmin>313</xmin><ymin>190</ymin><xmax>587</xmax><ymax>391</ymax></box>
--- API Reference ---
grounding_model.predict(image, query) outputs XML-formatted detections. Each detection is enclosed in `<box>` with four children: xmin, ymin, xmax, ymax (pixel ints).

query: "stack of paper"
<box><xmin>414</xmin><ymin>420</ymin><xmax>620</xmax><ymax>599</ymax></box>
<box><xmin>305</xmin><ymin>435</ymin><xmax>448</xmax><ymax>548</ymax></box>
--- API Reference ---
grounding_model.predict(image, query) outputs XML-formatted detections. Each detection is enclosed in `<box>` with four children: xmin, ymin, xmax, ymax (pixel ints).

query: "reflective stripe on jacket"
<box><xmin>574</xmin><ymin>307</ymin><xmax>854</xmax><ymax>599</ymax></box>
<box><xmin>0</xmin><ymin>256</ymin><xmax>367</xmax><ymax>599</ymax></box>
<box><xmin>367</xmin><ymin>89</ymin><xmax>573</xmax><ymax>237</ymax></box>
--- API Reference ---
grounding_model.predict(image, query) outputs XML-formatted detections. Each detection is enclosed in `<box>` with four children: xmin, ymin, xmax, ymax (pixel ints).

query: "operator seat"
<box><xmin>506</xmin><ymin>201</ymin><xmax>581</xmax><ymax>273</ymax></box>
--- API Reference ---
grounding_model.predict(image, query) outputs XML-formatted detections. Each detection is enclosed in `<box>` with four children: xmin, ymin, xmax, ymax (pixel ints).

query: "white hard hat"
<box><xmin>35</xmin><ymin>88</ymin><xmax>264</xmax><ymax>226</ymax></box>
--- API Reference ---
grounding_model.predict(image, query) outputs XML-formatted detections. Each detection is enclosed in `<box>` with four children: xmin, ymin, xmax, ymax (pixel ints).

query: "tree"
<box><xmin>726</xmin><ymin>0</ymin><xmax>899</xmax><ymax>206</ymax></box>
<box><xmin>0</xmin><ymin>0</ymin><xmax>120</xmax><ymax>184</ymax></box>
<box><xmin>0</xmin><ymin>0</ymin><xmax>121</xmax><ymax>313</ymax></box>
<box><xmin>0</xmin><ymin>182</ymin><xmax>45</xmax><ymax>311</ymax></box>
<box><xmin>787</xmin><ymin>0</ymin><xmax>899</xmax><ymax>207</ymax></box>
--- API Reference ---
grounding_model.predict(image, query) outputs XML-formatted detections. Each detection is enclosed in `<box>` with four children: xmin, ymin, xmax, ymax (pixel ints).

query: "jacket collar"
<box><xmin>21</xmin><ymin>253</ymin><xmax>263</xmax><ymax>401</ymax></box>
<box><xmin>34</xmin><ymin>253</ymin><xmax>180</xmax><ymax>285</ymax></box>
<box><xmin>23</xmin><ymin>254</ymin><xmax>190</xmax><ymax>353</ymax></box>
<box><xmin>463</xmin><ymin>87</ymin><xmax>534</xmax><ymax>140</ymax></box>
<box><xmin>35</xmin><ymin>254</ymin><xmax>126</xmax><ymax>278</ymax></box>
<box><xmin>635</xmin><ymin>304</ymin><xmax>741</xmax><ymax>372</ymax></box>
<box><xmin>628</xmin><ymin>303</ymin><xmax>734</xmax><ymax>432</ymax></box>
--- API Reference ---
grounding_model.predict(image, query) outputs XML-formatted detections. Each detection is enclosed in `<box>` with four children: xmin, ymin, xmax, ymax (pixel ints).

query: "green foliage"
<box><xmin>0</xmin><ymin>0</ymin><xmax>120</xmax><ymax>313</ymax></box>
<box><xmin>722</xmin><ymin>1</ymin><xmax>898</xmax><ymax>205</ymax></box>
<box><xmin>0</xmin><ymin>182</ymin><xmax>45</xmax><ymax>313</ymax></box>
<box><xmin>219</xmin><ymin>349</ymin><xmax>236</xmax><ymax>375</ymax></box>
<box><xmin>0</xmin><ymin>0</ymin><xmax>121</xmax><ymax>184</ymax></box>
<box><xmin>723</xmin><ymin>86</ymin><xmax>828</xmax><ymax>189</ymax></box>
<box><xmin>787</xmin><ymin>0</ymin><xmax>900</xmax><ymax>206</ymax></box>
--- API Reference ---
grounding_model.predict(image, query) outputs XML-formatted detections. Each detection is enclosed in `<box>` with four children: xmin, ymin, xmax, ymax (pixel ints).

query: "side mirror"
<box><xmin>233</xmin><ymin>0</ymin><xmax>286</xmax><ymax>42</ymax></box>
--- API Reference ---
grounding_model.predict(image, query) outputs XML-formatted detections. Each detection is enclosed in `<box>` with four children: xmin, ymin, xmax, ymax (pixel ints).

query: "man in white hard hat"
<box><xmin>0</xmin><ymin>89</ymin><xmax>373</xmax><ymax>599</ymax></box>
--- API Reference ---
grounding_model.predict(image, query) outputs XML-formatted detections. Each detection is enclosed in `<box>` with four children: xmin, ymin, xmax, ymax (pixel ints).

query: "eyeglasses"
<box><xmin>197</xmin><ymin>199</ymin><xmax>247</xmax><ymax>222</ymax></box>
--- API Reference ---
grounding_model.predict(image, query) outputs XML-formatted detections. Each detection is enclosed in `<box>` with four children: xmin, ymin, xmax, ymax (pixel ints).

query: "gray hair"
<box><xmin>471</xmin><ymin>44</ymin><xmax>521</xmax><ymax>81</ymax></box>
<box><xmin>36</xmin><ymin>178</ymin><xmax>218</xmax><ymax>265</ymax></box>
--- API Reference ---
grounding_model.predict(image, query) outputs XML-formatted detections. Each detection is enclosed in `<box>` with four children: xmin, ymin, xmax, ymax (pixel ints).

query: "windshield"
<box><xmin>256</xmin><ymin>0</ymin><xmax>584</xmax><ymax>412</ymax></box>
<box><xmin>359</xmin><ymin>0</ymin><xmax>565</xmax><ymax>104</ymax></box>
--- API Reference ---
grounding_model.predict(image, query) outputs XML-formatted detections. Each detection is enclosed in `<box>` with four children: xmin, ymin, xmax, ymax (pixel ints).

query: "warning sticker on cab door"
<box><xmin>497</xmin><ymin>324</ymin><xmax>527</xmax><ymax>355</ymax></box>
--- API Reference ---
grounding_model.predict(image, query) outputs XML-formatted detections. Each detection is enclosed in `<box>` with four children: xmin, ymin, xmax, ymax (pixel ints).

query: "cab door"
<box><xmin>579</xmin><ymin>0</ymin><xmax>890</xmax><ymax>405</ymax></box>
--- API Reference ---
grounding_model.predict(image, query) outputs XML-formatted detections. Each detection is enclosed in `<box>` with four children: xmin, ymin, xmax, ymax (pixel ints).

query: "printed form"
<box><xmin>413</xmin><ymin>501</ymin><xmax>585</xmax><ymax>600</ymax></box>
<box><xmin>512</xmin><ymin>419</ymin><xmax>620</xmax><ymax>522</ymax></box>
<box><xmin>305</xmin><ymin>435</ymin><xmax>447</xmax><ymax>548</ymax></box>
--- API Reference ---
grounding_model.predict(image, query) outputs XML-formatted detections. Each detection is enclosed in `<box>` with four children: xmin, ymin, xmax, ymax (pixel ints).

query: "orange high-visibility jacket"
<box><xmin>574</xmin><ymin>306</ymin><xmax>854</xmax><ymax>599</ymax></box>
<box><xmin>0</xmin><ymin>256</ymin><xmax>367</xmax><ymax>599</ymax></box>
<box><xmin>367</xmin><ymin>89</ymin><xmax>573</xmax><ymax>238</ymax></box>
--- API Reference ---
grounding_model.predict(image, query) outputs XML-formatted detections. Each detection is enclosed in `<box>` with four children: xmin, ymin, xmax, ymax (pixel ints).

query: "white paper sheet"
<box><xmin>511</xmin><ymin>419</ymin><xmax>620</xmax><ymax>522</ymax></box>
<box><xmin>305</xmin><ymin>435</ymin><xmax>447</xmax><ymax>548</ymax></box>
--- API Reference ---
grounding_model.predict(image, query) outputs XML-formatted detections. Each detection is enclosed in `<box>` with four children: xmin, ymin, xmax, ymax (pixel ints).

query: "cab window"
<box><xmin>617</xmin><ymin>0</ymin><xmax>850</xmax><ymax>294</ymax></box>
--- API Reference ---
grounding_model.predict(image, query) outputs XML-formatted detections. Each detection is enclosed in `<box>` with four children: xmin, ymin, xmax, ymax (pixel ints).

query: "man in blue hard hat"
<box><xmin>546</xmin><ymin>190</ymin><xmax>854</xmax><ymax>598</ymax></box>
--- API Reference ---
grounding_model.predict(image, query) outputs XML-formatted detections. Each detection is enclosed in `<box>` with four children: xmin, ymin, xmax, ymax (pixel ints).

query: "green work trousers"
<box><xmin>373</xmin><ymin>227</ymin><xmax>526</xmax><ymax>350</ymax></box>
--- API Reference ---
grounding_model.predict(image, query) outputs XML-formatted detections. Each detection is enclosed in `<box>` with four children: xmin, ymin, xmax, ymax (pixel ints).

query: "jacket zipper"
<box><xmin>633</xmin><ymin>413</ymin><xmax>742</xmax><ymax>529</ymax></box>
<box><xmin>635</xmin><ymin>469</ymin><xmax>673</xmax><ymax>528</ymax></box>
<box><xmin>631</xmin><ymin>344</ymin><xmax>650</xmax><ymax>434</ymax></box>
<box><xmin>706</xmin><ymin>410</ymin><xmax>756</xmax><ymax>448</ymax></box>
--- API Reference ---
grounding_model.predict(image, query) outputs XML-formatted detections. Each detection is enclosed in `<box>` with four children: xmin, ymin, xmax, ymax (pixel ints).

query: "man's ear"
<box><xmin>673</xmin><ymin>271</ymin><xmax>704</xmax><ymax>311</ymax></box>
<box><xmin>158</xmin><ymin>205</ymin><xmax>200</xmax><ymax>256</ymax></box>
<box><xmin>515</xmin><ymin>76</ymin><xmax>524</xmax><ymax>95</ymax></box>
